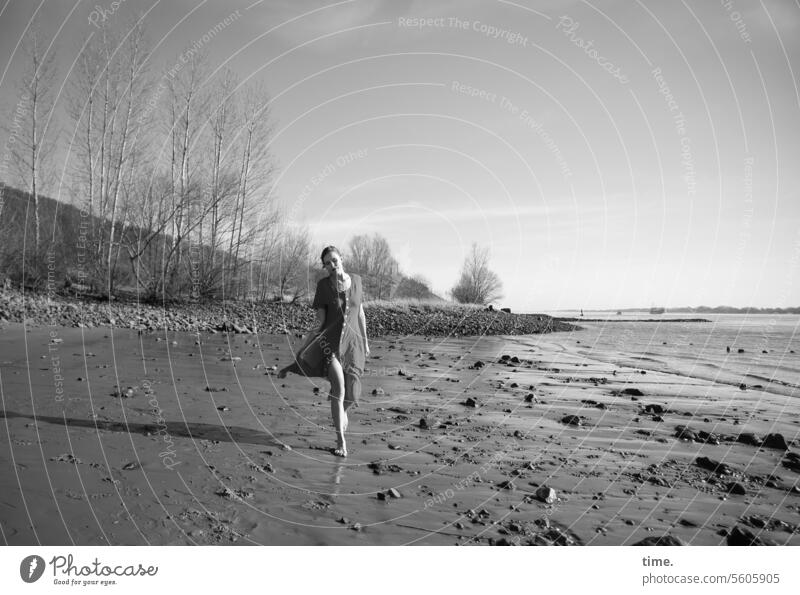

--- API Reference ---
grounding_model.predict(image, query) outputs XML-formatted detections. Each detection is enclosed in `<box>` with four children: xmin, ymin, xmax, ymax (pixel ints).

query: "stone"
<box><xmin>535</xmin><ymin>486</ymin><xmax>557</xmax><ymax>504</ymax></box>
<box><xmin>697</xmin><ymin>430</ymin><xmax>720</xmax><ymax>445</ymax></box>
<box><xmin>377</xmin><ymin>488</ymin><xmax>402</xmax><ymax>500</ymax></box>
<box><xmin>675</xmin><ymin>425</ymin><xmax>698</xmax><ymax>441</ymax></box>
<box><xmin>622</xmin><ymin>388</ymin><xmax>644</xmax><ymax>397</ymax></box>
<box><xmin>463</xmin><ymin>397</ymin><xmax>478</xmax><ymax>408</ymax></box>
<box><xmin>695</xmin><ymin>456</ymin><xmax>734</xmax><ymax>476</ymax></box>
<box><xmin>643</xmin><ymin>404</ymin><xmax>665</xmax><ymax>414</ymax></box>
<box><xmin>726</xmin><ymin>482</ymin><xmax>746</xmax><ymax>496</ymax></box>
<box><xmin>726</xmin><ymin>525</ymin><xmax>766</xmax><ymax>546</ymax></box>
<box><xmin>736</xmin><ymin>433</ymin><xmax>762</xmax><ymax>447</ymax></box>
<box><xmin>762</xmin><ymin>433</ymin><xmax>789</xmax><ymax>450</ymax></box>
<box><xmin>633</xmin><ymin>535</ymin><xmax>686</xmax><ymax>546</ymax></box>
<box><xmin>782</xmin><ymin>453</ymin><xmax>800</xmax><ymax>473</ymax></box>
<box><xmin>419</xmin><ymin>416</ymin><xmax>441</xmax><ymax>430</ymax></box>
<box><xmin>561</xmin><ymin>415</ymin><xmax>582</xmax><ymax>426</ymax></box>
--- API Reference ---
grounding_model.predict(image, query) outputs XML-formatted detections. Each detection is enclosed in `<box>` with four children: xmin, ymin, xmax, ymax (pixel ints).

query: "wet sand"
<box><xmin>1</xmin><ymin>322</ymin><xmax>798</xmax><ymax>545</ymax></box>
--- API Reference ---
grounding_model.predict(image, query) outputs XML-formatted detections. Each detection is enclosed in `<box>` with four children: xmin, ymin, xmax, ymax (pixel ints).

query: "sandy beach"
<box><xmin>1</xmin><ymin>320</ymin><xmax>798</xmax><ymax>546</ymax></box>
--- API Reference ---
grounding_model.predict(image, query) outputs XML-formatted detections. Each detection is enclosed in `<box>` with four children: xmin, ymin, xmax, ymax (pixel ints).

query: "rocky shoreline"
<box><xmin>0</xmin><ymin>289</ymin><xmax>576</xmax><ymax>337</ymax></box>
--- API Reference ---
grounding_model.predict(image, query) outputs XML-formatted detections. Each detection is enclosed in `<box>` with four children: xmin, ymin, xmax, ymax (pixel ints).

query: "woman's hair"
<box><xmin>320</xmin><ymin>245</ymin><xmax>341</xmax><ymax>264</ymax></box>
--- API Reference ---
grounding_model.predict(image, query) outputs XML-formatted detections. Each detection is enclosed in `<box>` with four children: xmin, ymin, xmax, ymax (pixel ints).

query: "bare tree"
<box><xmin>202</xmin><ymin>68</ymin><xmax>239</xmax><ymax>295</ymax></box>
<box><xmin>5</xmin><ymin>22</ymin><xmax>59</xmax><ymax>253</ymax></box>
<box><xmin>346</xmin><ymin>233</ymin><xmax>398</xmax><ymax>300</ymax></box>
<box><xmin>67</xmin><ymin>21</ymin><xmax>150</xmax><ymax>297</ymax></box>
<box><xmin>274</xmin><ymin>224</ymin><xmax>311</xmax><ymax>301</ymax></box>
<box><xmin>226</xmin><ymin>82</ymin><xmax>275</xmax><ymax>298</ymax></box>
<box><xmin>450</xmin><ymin>243</ymin><xmax>503</xmax><ymax>305</ymax></box>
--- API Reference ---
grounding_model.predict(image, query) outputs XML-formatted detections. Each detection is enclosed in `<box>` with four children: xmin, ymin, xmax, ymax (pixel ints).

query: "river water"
<box><xmin>532</xmin><ymin>312</ymin><xmax>800</xmax><ymax>399</ymax></box>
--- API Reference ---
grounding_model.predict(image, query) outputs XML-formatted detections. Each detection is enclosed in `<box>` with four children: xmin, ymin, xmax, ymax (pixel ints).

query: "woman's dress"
<box><xmin>295</xmin><ymin>273</ymin><xmax>366</xmax><ymax>379</ymax></box>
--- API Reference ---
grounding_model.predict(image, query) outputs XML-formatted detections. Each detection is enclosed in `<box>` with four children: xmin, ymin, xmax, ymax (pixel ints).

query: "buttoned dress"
<box><xmin>294</xmin><ymin>274</ymin><xmax>366</xmax><ymax>404</ymax></box>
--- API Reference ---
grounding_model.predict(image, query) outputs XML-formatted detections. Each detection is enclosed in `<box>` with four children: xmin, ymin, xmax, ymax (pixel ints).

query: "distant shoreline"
<box><xmin>559</xmin><ymin>317</ymin><xmax>712</xmax><ymax>323</ymax></box>
<box><xmin>549</xmin><ymin>308</ymin><xmax>800</xmax><ymax>315</ymax></box>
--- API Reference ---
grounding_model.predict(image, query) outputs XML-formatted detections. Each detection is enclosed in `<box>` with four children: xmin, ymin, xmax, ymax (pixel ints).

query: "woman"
<box><xmin>277</xmin><ymin>246</ymin><xmax>369</xmax><ymax>457</ymax></box>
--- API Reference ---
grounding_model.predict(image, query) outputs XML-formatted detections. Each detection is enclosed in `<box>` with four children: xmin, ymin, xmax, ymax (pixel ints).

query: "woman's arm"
<box><xmin>358</xmin><ymin>303</ymin><xmax>370</xmax><ymax>356</ymax></box>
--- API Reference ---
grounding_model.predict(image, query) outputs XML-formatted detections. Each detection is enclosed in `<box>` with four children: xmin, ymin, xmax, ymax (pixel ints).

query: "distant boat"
<box><xmin>649</xmin><ymin>306</ymin><xmax>665</xmax><ymax>314</ymax></box>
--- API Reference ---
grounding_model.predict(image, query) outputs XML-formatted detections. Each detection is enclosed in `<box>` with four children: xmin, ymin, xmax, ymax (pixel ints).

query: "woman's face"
<box><xmin>322</xmin><ymin>251</ymin><xmax>342</xmax><ymax>276</ymax></box>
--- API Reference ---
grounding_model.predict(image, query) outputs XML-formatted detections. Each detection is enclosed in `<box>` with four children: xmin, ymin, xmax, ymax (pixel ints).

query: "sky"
<box><xmin>1</xmin><ymin>0</ymin><xmax>799</xmax><ymax>311</ymax></box>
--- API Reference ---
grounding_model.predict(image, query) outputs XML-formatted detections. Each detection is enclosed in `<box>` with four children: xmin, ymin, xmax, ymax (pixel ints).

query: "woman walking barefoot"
<box><xmin>278</xmin><ymin>246</ymin><xmax>369</xmax><ymax>457</ymax></box>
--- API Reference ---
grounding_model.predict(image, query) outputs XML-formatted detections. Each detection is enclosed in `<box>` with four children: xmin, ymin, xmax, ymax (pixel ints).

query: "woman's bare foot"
<box><xmin>332</xmin><ymin>441</ymin><xmax>347</xmax><ymax>457</ymax></box>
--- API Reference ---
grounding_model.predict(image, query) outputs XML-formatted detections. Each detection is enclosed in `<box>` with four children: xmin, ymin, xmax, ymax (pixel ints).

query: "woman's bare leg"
<box><xmin>327</xmin><ymin>356</ymin><xmax>346</xmax><ymax>456</ymax></box>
